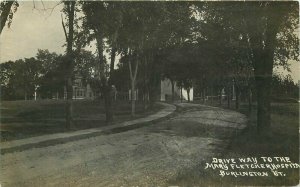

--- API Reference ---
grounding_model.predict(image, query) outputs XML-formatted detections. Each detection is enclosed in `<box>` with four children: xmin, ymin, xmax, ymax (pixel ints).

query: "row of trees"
<box><xmin>1</xmin><ymin>1</ymin><xmax>298</xmax><ymax>134</ymax></box>
<box><xmin>78</xmin><ymin>2</ymin><xmax>194</xmax><ymax>121</ymax></box>
<box><xmin>272</xmin><ymin>74</ymin><xmax>299</xmax><ymax>99</ymax></box>
<box><xmin>197</xmin><ymin>2</ymin><xmax>298</xmax><ymax>133</ymax></box>
<box><xmin>2</xmin><ymin>50</ymin><xmax>297</xmax><ymax>102</ymax></box>
<box><xmin>0</xmin><ymin>49</ymin><xmax>97</xmax><ymax>100</ymax></box>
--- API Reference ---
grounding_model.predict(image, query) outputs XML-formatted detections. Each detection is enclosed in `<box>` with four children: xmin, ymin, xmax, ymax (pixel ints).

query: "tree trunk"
<box><xmin>106</xmin><ymin>44</ymin><xmax>117</xmax><ymax>122</ymax></box>
<box><xmin>247</xmin><ymin>9</ymin><xmax>281</xmax><ymax>134</ymax></box>
<box><xmin>63</xmin><ymin>1</ymin><xmax>75</xmax><ymax>129</ymax></box>
<box><xmin>255</xmin><ymin>76</ymin><xmax>272</xmax><ymax>134</ymax></box>
<box><xmin>219</xmin><ymin>89</ymin><xmax>222</xmax><ymax>106</ymax></box>
<box><xmin>94</xmin><ymin>27</ymin><xmax>114</xmax><ymax>123</ymax></box>
<box><xmin>24</xmin><ymin>83</ymin><xmax>27</xmax><ymax>100</ymax></box>
<box><xmin>131</xmin><ymin>80</ymin><xmax>136</xmax><ymax>117</ymax></box>
<box><xmin>110</xmin><ymin>46</ymin><xmax>116</xmax><ymax>79</ymax></box>
<box><xmin>187</xmin><ymin>88</ymin><xmax>190</xmax><ymax>102</ymax></box>
<box><xmin>128</xmin><ymin>51</ymin><xmax>138</xmax><ymax>117</ymax></box>
<box><xmin>253</xmin><ymin>54</ymin><xmax>274</xmax><ymax>134</ymax></box>
<box><xmin>171</xmin><ymin>79</ymin><xmax>174</xmax><ymax>102</ymax></box>
<box><xmin>203</xmin><ymin>88</ymin><xmax>205</xmax><ymax>104</ymax></box>
<box><xmin>227</xmin><ymin>86</ymin><xmax>230</xmax><ymax>108</ymax></box>
<box><xmin>248</xmin><ymin>87</ymin><xmax>252</xmax><ymax>113</ymax></box>
<box><xmin>143</xmin><ymin>55</ymin><xmax>149</xmax><ymax>110</ymax></box>
<box><xmin>251</xmin><ymin>45</ymin><xmax>275</xmax><ymax>134</ymax></box>
<box><xmin>210</xmin><ymin>88</ymin><xmax>213</xmax><ymax>105</ymax></box>
<box><xmin>104</xmin><ymin>83</ymin><xmax>113</xmax><ymax>123</ymax></box>
<box><xmin>143</xmin><ymin>91</ymin><xmax>149</xmax><ymax>110</ymax></box>
<box><xmin>66</xmin><ymin>77</ymin><xmax>73</xmax><ymax>129</ymax></box>
<box><xmin>180</xmin><ymin>87</ymin><xmax>183</xmax><ymax>102</ymax></box>
<box><xmin>235</xmin><ymin>84</ymin><xmax>239</xmax><ymax>110</ymax></box>
<box><xmin>0</xmin><ymin>1</ymin><xmax>13</xmax><ymax>35</ymax></box>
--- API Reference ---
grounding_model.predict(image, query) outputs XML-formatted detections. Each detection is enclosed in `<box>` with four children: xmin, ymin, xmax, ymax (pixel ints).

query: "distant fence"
<box><xmin>194</xmin><ymin>95</ymin><xmax>229</xmax><ymax>102</ymax></box>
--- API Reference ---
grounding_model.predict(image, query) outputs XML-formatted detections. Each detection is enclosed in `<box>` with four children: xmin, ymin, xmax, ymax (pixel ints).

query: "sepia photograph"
<box><xmin>0</xmin><ymin>1</ymin><xmax>299</xmax><ymax>186</ymax></box>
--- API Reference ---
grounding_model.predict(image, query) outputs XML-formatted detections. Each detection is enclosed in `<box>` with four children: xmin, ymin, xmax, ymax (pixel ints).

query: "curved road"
<box><xmin>1</xmin><ymin>103</ymin><xmax>247</xmax><ymax>187</ymax></box>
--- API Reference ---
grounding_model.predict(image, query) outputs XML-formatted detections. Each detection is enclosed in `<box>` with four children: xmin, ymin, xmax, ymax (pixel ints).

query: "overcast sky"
<box><xmin>0</xmin><ymin>1</ymin><xmax>65</xmax><ymax>61</ymax></box>
<box><xmin>0</xmin><ymin>1</ymin><xmax>299</xmax><ymax>83</ymax></box>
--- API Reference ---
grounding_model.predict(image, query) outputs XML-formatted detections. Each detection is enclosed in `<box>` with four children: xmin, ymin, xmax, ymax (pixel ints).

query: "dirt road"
<box><xmin>1</xmin><ymin>103</ymin><xmax>247</xmax><ymax>187</ymax></box>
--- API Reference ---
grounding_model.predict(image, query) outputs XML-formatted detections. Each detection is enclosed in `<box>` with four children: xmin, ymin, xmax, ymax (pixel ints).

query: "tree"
<box><xmin>0</xmin><ymin>58</ymin><xmax>41</xmax><ymax>100</ymax></box>
<box><xmin>62</xmin><ymin>0</ymin><xmax>76</xmax><ymax>129</ymax></box>
<box><xmin>81</xmin><ymin>1</ymin><xmax>118</xmax><ymax>122</ymax></box>
<box><xmin>81</xmin><ymin>2</ymin><xmax>192</xmax><ymax>117</ymax></box>
<box><xmin>159</xmin><ymin>43</ymin><xmax>196</xmax><ymax>102</ymax></box>
<box><xmin>116</xmin><ymin>3</ymin><xmax>158</xmax><ymax>117</ymax></box>
<box><xmin>160</xmin><ymin>47</ymin><xmax>179</xmax><ymax>102</ymax></box>
<box><xmin>118</xmin><ymin>2</ymin><xmax>193</xmax><ymax>108</ymax></box>
<box><xmin>272</xmin><ymin>73</ymin><xmax>299</xmax><ymax>100</ymax></box>
<box><xmin>36</xmin><ymin>50</ymin><xmax>65</xmax><ymax>99</ymax></box>
<box><xmin>0</xmin><ymin>0</ymin><xmax>18</xmax><ymax>34</ymax></box>
<box><xmin>0</xmin><ymin>60</ymin><xmax>17</xmax><ymax>100</ymax></box>
<box><xmin>194</xmin><ymin>2</ymin><xmax>299</xmax><ymax>134</ymax></box>
<box><xmin>74</xmin><ymin>50</ymin><xmax>97</xmax><ymax>85</ymax></box>
<box><xmin>243</xmin><ymin>2</ymin><xmax>298</xmax><ymax>133</ymax></box>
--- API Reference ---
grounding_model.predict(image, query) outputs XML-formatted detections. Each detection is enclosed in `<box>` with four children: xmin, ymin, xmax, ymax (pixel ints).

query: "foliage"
<box><xmin>1</xmin><ymin>58</ymin><xmax>40</xmax><ymax>100</ymax></box>
<box><xmin>0</xmin><ymin>49</ymin><xmax>98</xmax><ymax>100</ymax></box>
<box><xmin>272</xmin><ymin>73</ymin><xmax>299</xmax><ymax>99</ymax></box>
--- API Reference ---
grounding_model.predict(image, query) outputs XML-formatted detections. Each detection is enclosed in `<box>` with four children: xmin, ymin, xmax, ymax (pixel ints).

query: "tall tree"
<box><xmin>36</xmin><ymin>50</ymin><xmax>65</xmax><ymax>99</ymax></box>
<box><xmin>194</xmin><ymin>2</ymin><xmax>299</xmax><ymax>134</ymax></box>
<box><xmin>243</xmin><ymin>2</ymin><xmax>298</xmax><ymax>133</ymax></box>
<box><xmin>62</xmin><ymin>0</ymin><xmax>76</xmax><ymax>129</ymax></box>
<box><xmin>0</xmin><ymin>58</ymin><xmax>41</xmax><ymax>100</ymax></box>
<box><xmin>81</xmin><ymin>1</ymin><xmax>117</xmax><ymax>122</ymax></box>
<box><xmin>117</xmin><ymin>2</ymin><xmax>193</xmax><ymax>112</ymax></box>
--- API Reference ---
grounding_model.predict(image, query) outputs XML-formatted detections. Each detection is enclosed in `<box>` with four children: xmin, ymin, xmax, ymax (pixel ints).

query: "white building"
<box><xmin>160</xmin><ymin>79</ymin><xmax>193</xmax><ymax>101</ymax></box>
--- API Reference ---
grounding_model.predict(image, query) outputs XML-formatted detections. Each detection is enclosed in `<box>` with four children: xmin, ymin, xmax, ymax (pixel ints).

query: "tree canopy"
<box><xmin>1</xmin><ymin>1</ymin><xmax>298</xmax><ymax>133</ymax></box>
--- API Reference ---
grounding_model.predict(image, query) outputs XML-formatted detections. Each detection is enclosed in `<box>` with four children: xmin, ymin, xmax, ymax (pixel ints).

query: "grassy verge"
<box><xmin>170</xmin><ymin>101</ymin><xmax>299</xmax><ymax>186</ymax></box>
<box><xmin>222</xmin><ymin>103</ymin><xmax>299</xmax><ymax>186</ymax></box>
<box><xmin>1</xmin><ymin>99</ymin><xmax>162</xmax><ymax>141</ymax></box>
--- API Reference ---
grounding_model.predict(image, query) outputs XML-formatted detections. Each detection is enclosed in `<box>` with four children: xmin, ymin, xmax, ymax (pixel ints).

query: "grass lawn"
<box><xmin>222</xmin><ymin>102</ymin><xmax>299</xmax><ymax>186</ymax></box>
<box><xmin>170</xmin><ymin>100</ymin><xmax>299</xmax><ymax>186</ymax></box>
<box><xmin>0</xmin><ymin>99</ymin><xmax>162</xmax><ymax>141</ymax></box>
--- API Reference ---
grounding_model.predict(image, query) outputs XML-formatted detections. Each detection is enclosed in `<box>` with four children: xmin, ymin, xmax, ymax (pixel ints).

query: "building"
<box><xmin>160</xmin><ymin>79</ymin><xmax>193</xmax><ymax>101</ymax></box>
<box><xmin>63</xmin><ymin>76</ymin><xmax>193</xmax><ymax>101</ymax></box>
<box><xmin>64</xmin><ymin>76</ymin><xmax>95</xmax><ymax>100</ymax></box>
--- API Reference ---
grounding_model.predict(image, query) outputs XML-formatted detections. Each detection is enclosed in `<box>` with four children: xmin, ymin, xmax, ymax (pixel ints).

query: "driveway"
<box><xmin>1</xmin><ymin>103</ymin><xmax>247</xmax><ymax>187</ymax></box>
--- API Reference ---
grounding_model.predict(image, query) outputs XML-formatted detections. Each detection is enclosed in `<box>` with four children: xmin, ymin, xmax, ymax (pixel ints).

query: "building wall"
<box><xmin>64</xmin><ymin>77</ymin><xmax>95</xmax><ymax>100</ymax></box>
<box><xmin>160</xmin><ymin>79</ymin><xmax>193</xmax><ymax>101</ymax></box>
<box><xmin>72</xmin><ymin>84</ymin><xmax>94</xmax><ymax>99</ymax></box>
<box><xmin>160</xmin><ymin>79</ymin><xmax>180</xmax><ymax>101</ymax></box>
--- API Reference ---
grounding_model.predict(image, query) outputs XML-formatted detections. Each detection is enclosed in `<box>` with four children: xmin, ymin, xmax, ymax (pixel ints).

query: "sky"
<box><xmin>0</xmin><ymin>1</ymin><xmax>66</xmax><ymax>61</ymax></box>
<box><xmin>0</xmin><ymin>1</ymin><xmax>299</xmax><ymax>83</ymax></box>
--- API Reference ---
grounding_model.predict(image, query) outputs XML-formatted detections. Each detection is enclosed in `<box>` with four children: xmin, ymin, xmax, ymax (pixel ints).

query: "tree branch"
<box><xmin>128</xmin><ymin>50</ymin><xmax>133</xmax><ymax>81</ymax></box>
<box><xmin>61</xmin><ymin>14</ymin><xmax>68</xmax><ymax>42</ymax></box>
<box><xmin>133</xmin><ymin>54</ymin><xmax>139</xmax><ymax>81</ymax></box>
<box><xmin>0</xmin><ymin>1</ymin><xmax>14</xmax><ymax>34</ymax></box>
